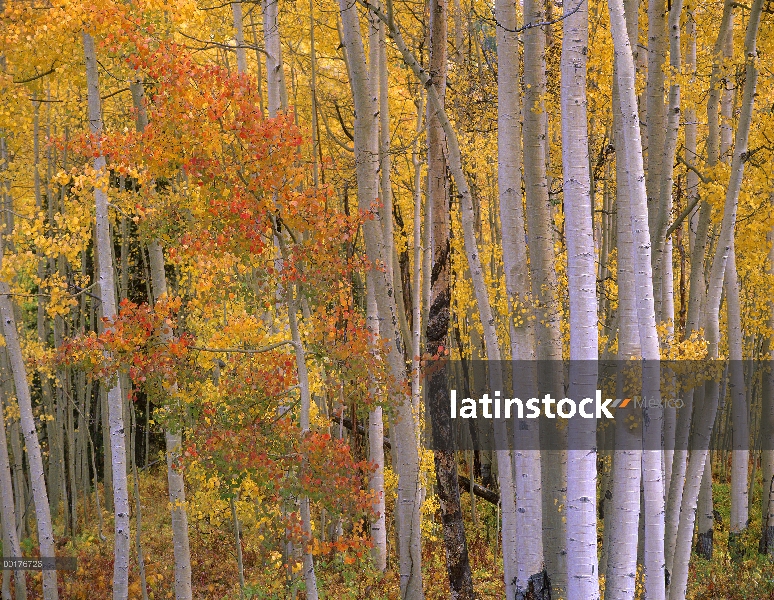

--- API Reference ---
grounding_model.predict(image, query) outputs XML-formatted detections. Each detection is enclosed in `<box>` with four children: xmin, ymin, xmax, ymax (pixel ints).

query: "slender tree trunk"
<box><xmin>522</xmin><ymin>9</ymin><xmax>565</xmax><ymax>591</ymax></box>
<box><xmin>694</xmin><ymin>454</ymin><xmax>714</xmax><ymax>559</ymax></box>
<box><xmin>274</xmin><ymin>232</ymin><xmax>320</xmax><ymax>599</ymax></box>
<box><xmin>605</xmin><ymin>75</ymin><xmax>642</xmax><ymax>600</ymax></box>
<box><xmin>230</xmin><ymin>496</ymin><xmax>245</xmax><ymax>599</ymax></box>
<box><xmin>84</xmin><ymin>31</ymin><xmax>131</xmax><ymax>599</ymax></box>
<box><xmin>336</xmin><ymin>5</ymin><xmax>423</xmax><ymax>596</ymax></box>
<box><xmin>607</xmin><ymin>1</ymin><xmax>666</xmax><ymax>597</ymax></box>
<box><xmin>263</xmin><ymin>0</ymin><xmax>288</xmax><ymax>116</ymax></box>
<box><xmin>231</xmin><ymin>2</ymin><xmax>248</xmax><ymax>74</ymax></box>
<box><xmin>645</xmin><ymin>0</ymin><xmax>668</xmax><ymax>318</ymax></box>
<box><xmin>0</xmin><ymin>273</ymin><xmax>58</xmax><ymax>600</ymax></box>
<box><xmin>726</xmin><ymin>243</ymin><xmax>749</xmax><ymax>558</ymax></box>
<box><xmin>147</xmin><ymin>242</ymin><xmax>194</xmax><ymax>600</ymax></box>
<box><xmin>130</xmin><ymin>407</ymin><xmax>150</xmax><ymax>600</ymax></box>
<box><xmin>0</xmin><ymin>388</ymin><xmax>26</xmax><ymax>600</ymax></box>
<box><xmin>494</xmin><ymin>0</ymin><xmax>554</xmax><ymax>595</ymax></box>
<box><xmin>562</xmin><ymin>0</ymin><xmax>600</xmax><ymax>596</ymax></box>
<box><xmin>424</xmin><ymin>0</ymin><xmax>475</xmax><ymax>596</ymax></box>
<box><xmin>669</xmin><ymin>3</ymin><xmax>764</xmax><ymax>595</ymax></box>
<box><xmin>652</xmin><ymin>0</ymin><xmax>683</xmax><ymax>338</ymax></box>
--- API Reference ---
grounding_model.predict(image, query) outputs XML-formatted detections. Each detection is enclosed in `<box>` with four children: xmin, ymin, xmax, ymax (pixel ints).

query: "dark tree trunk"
<box><xmin>426</xmin><ymin>0</ymin><xmax>475</xmax><ymax>596</ymax></box>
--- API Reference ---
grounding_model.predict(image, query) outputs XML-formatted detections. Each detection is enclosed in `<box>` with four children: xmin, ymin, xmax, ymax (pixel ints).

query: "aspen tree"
<box><xmin>604</xmin><ymin>74</ymin><xmax>642</xmax><ymax>600</ymax></box>
<box><xmin>668</xmin><ymin>1</ymin><xmax>763</xmax><ymax>595</ymax></box>
<box><xmin>561</xmin><ymin>0</ymin><xmax>601</xmax><ymax>595</ymax></box>
<box><xmin>606</xmin><ymin>0</ymin><xmax>667</xmax><ymax>595</ymax></box>
<box><xmin>83</xmin><ymin>31</ymin><xmax>130</xmax><ymax>600</ymax></box>
<box><xmin>727</xmin><ymin>242</ymin><xmax>750</xmax><ymax>556</ymax></box>
<box><xmin>365</xmin><ymin>277</ymin><xmax>387</xmax><ymax>571</ymax></box>
<box><xmin>0</xmin><ymin>387</ymin><xmax>26</xmax><ymax>600</ymax></box>
<box><xmin>358</xmin><ymin>1</ymin><xmax>525</xmax><ymax>595</ymax></box>
<box><xmin>231</xmin><ymin>2</ymin><xmax>249</xmax><ymax>74</ymax></box>
<box><xmin>521</xmin><ymin>7</ymin><xmax>560</xmax><ymax>593</ymax></box>
<box><xmin>263</xmin><ymin>0</ymin><xmax>288</xmax><ymax>116</ymax></box>
<box><xmin>425</xmin><ymin>0</ymin><xmax>475</xmax><ymax>595</ymax></box>
<box><xmin>336</xmin><ymin>4</ymin><xmax>424</xmax><ymax>596</ymax></box>
<box><xmin>0</xmin><ymin>291</ymin><xmax>58</xmax><ymax>600</ymax></box>
<box><xmin>645</xmin><ymin>0</ymin><xmax>668</xmax><ymax>317</ymax></box>
<box><xmin>492</xmin><ymin>0</ymin><xmax>554</xmax><ymax>594</ymax></box>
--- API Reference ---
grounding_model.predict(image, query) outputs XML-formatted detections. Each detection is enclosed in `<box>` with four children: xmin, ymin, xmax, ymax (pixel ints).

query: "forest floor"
<box><xmin>9</xmin><ymin>464</ymin><xmax>774</xmax><ymax>599</ymax></box>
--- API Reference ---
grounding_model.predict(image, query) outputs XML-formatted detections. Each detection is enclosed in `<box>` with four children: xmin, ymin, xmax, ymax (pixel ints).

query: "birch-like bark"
<box><xmin>366</xmin><ymin>278</ymin><xmax>387</xmax><ymax>571</ymax></box>
<box><xmin>286</xmin><ymin>285</ymin><xmax>319</xmax><ymax>599</ymax></box>
<box><xmin>522</xmin><ymin>0</ymin><xmax>568</xmax><ymax>585</ymax></box>
<box><xmin>669</xmin><ymin>2</ymin><xmax>764</xmax><ymax>596</ymax></box>
<box><xmin>0</xmin><ymin>387</ymin><xmax>26</xmax><ymax>600</ymax></box>
<box><xmin>336</xmin><ymin>5</ymin><xmax>423</xmax><ymax>596</ymax></box>
<box><xmin>726</xmin><ymin>242</ymin><xmax>749</xmax><ymax>555</ymax></box>
<box><xmin>606</xmin><ymin>1</ymin><xmax>666</xmax><ymax>597</ymax></box>
<box><xmin>263</xmin><ymin>0</ymin><xmax>288</xmax><ymax>116</ymax></box>
<box><xmin>645</xmin><ymin>0</ymin><xmax>668</xmax><ymax>318</ymax></box>
<box><xmin>231</xmin><ymin>2</ymin><xmax>249</xmax><ymax>74</ymax></box>
<box><xmin>604</xmin><ymin>76</ymin><xmax>642</xmax><ymax>600</ymax></box>
<box><xmin>652</xmin><ymin>0</ymin><xmax>683</xmax><ymax>331</ymax></box>
<box><xmin>494</xmin><ymin>1</ymin><xmax>553</xmax><ymax>595</ymax></box>
<box><xmin>561</xmin><ymin>0</ymin><xmax>599</xmax><ymax>596</ymax></box>
<box><xmin>411</xmin><ymin>90</ymin><xmax>424</xmax><ymax>418</ymax></box>
<box><xmin>84</xmin><ymin>30</ymin><xmax>130</xmax><ymax>600</ymax></box>
<box><xmin>684</xmin><ymin>11</ymin><xmax>699</xmax><ymax>256</ymax></box>
<box><xmin>0</xmin><ymin>280</ymin><xmax>57</xmax><ymax>600</ymax></box>
<box><xmin>523</xmin><ymin>0</ymin><xmax>558</xmax><ymax>363</ymax></box>
<box><xmin>147</xmin><ymin>242</ymin><xmax>194</xmax><ymax>600</ymax></box>
<box><xmin>359</xmin><ymin>1</ymin><xmax>522</xmax><ymax>596</ymax></box>
<box><xmin>521</xmin><ymin>12</ymin><xmax>563</xmax><ymax>591</ymax></box>
<box><xmin>720</xmin><ymin>19</ymin><xmax>734</xmax><ymax>161</ymax></box>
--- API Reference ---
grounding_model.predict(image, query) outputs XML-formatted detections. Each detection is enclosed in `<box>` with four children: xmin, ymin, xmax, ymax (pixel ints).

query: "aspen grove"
<box><xmin>0</xmin><ymin>0</ymin><xmax>773</xmax><ymax>598</ymax></box>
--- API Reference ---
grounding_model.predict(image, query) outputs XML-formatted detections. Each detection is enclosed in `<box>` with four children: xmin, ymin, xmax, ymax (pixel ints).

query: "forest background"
<box><xmin>0</xmin><ymin>0</ymin><xmax>773</xmax><ymax>598</ymax></box>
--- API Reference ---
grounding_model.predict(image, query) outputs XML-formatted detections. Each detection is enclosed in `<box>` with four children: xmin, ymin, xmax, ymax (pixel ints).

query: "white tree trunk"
<box><xmin>645</xmin><ymin>0</ymin><xmax>668</xmax><ymax>318</ymax></box>
<box><xmin>286</xmin><ymin>287</ymin><xmax>319</xmax><ymax>600</ymax></box>
<box><xmin>561</xmin><ymin>0</ymin><xmax>599</xmax><ymax>596</ymax></box>
<box><xmin>365</xmin><ymin>278</ymin><xmax>387</xmax><ymax>572</ymax></box>
<box><xmin>493</xmin><ymin>1</ymin><xmax>524</xmax><ymax>593</ymax></box>
<box><xmin>83</xmin><ymin>31</ymin><xmax>130</xmax><ymax>600</ymax></box>
<box><xmin>604</xmin><ymin>70</ymin><xmax>643</xmax><ymax>600</ymax></box>
<box><xmin>231</xmin><ymin>2</ymin><xmax>249</xmax><ymax>74</ymax></box>
<box><xmin>0</xmin><ymin>294</ymin><xmax>58</xmax><ymax>600</ymax></box>
<box><xmin>669</xmin><ymin>2</ymin><xmax>763</xmax><ymax>595</ymax></box>
<box><xmin>263</xmin><ymin>0</ymin><xmax>287</xmax><ymax>116</ymax></box>
<box><xmin>336</xmin><ymin>6</ymin><xmax>423</xmax><ymax>596</ymax></box>
<box><xmin>147</xmin><ymin>242</ymin><xmax>194</xmax><ymax>600</ymax></box>
<box><xmin>503</xmin><ymin>2</ymin><xmax>548</xmax><ymax>575</ymax></box>
<box><xmin>0</xmin><ymin>387</ymin><xmax>26</xmax><ymax>600</ymax></box>
<box><xmin>606</xmin><ymin>2</ymin><xmax>666</xmax><ymax>597</ymax></box>
<box><xmin>726</xmin><ymin>243</ymin><xmax>749</xmax><ymax>546</ymax></box>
